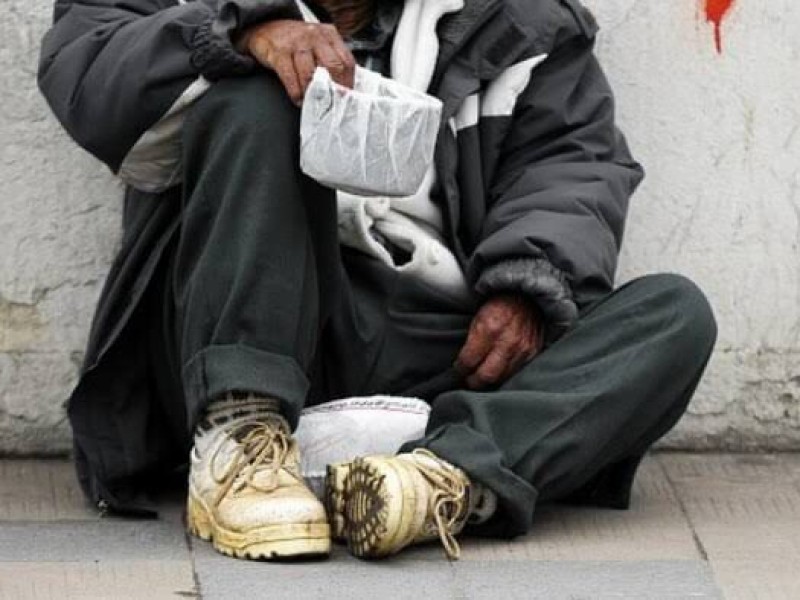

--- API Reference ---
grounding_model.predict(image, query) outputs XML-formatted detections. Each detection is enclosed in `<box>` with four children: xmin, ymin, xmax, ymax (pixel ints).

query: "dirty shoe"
<box><xmin>328</xmin><ymin>449</ymin><xmax>471</xmax><ymax>560</ymax></box>
<box><xmin>324</xmin><ymin>461</ymin><xmax>351</xmax><ymax>542</ymax></box>
<box><xmin>186</xmin><ymin>397</ymin><xmax>330</xmax><ymax>559</ymax></box>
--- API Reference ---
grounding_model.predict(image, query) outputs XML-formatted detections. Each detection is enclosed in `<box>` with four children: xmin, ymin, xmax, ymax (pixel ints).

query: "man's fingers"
<box><xmin>465</xmin><ymin>348</ymin><xmax>512</xmax><ymax>389</ymax></box>
<box><xmin>272</xmin><ymin>56</ymin><xmax>303</xmax><ymax>105</ymax></box>
<box><xmin>458</xmin><ymin>294</ymin><xmax>545</xmax><ymax>388</ymax></box>
<box><xmin>503</xmin><ymin>343</ymin><xmax>535</xmax><ymax>381</ymax></box>
<box><xmin>499</xmin><ymin>322</ymin><xmax>542</xmax><ymax>378</ymax></box>
<box><xmin>313</xmin><ymin>38</ymin><xmax>352</xmax><ymax>88</ymax></box>
<box><xmin>320</xmin><ymin>25</ymin><xmax>356</xmax><ymax>88</ymax></box>
<box><xmin>292</xmin><ymin>49</ymin><xmax>317</xmax><ymax>99</ymax></box>
<box><xmin>241</xmin><ymin>20</ymin><xmax>356</xmax><ymax>102</ymax></box>
<box><xmin>455</xmin><ymin>325</ymin><xmax>493</xmax><ymax>375</ymax></box>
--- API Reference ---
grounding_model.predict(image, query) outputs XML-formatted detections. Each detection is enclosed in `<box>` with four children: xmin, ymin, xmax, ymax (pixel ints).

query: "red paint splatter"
<box><xmin>705</xmin><ymin>0</ymin><xmax>735</xmax><ymax>53</ymax></box>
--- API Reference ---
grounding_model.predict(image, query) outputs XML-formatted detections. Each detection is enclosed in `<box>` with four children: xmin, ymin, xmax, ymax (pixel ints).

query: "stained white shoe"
<box><xmin>186</xmin><ymin>399</ymin><xmax>330</xmax><ymax>560</ymax></box>
<box><xmin>326</xmin><ymin>449</ymin><xmax>471</xmax><ymax>560</ymax></box>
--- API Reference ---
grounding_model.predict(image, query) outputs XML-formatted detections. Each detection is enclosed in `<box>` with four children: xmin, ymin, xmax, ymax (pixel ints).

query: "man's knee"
<box><xmin>186</xmin><ymin>73</ymin><xmax>300</xmax><ymax>148</ymax></box>
<box><xmin>640</xmin><ymin>273</ymin><xmax>718</xmax><ymax>353</ymax></box>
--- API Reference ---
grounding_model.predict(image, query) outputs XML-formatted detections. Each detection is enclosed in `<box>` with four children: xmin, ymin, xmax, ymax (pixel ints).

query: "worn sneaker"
<box><xmin>186</xmin><ymin>398</ymin><xmax>330</xmax><ymax>560</ymax></box>
<box><xmin>326</xmin><ymin>449</ymin><xmax>471</xmax><ymax>560</ymax></box>
<box><xmin>324</xmin><ymin>461</ymin><xmax>351</xmax><ymax>542</ymax></box>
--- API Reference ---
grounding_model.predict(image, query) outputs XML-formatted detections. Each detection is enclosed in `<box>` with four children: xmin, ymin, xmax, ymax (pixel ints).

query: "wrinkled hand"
<box><xmin>455</xmin><ymin>294</ymin><xmax>545</xmax><ymax>389</ymax></box>
<box><xmin>239</xmin><ymin>20</ymin><xmax>356</xmax><ymax>106</ymax></box>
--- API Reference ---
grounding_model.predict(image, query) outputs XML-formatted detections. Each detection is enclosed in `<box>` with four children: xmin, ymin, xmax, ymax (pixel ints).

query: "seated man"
<box><xmin>38</xmin><ymin>0</ymin><xmax>716</xmax><ymax>561</ymax></box>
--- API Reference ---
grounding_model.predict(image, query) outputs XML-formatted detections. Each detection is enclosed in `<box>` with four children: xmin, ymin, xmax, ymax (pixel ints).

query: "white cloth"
<box><xmin>296</xmin><ymin>0</ymin><xmax>471</xmax><ymax>304</ymax></box>
<box><xmin>294</xmin><ymin>396</ymin><xmax>430</xmax><ymax>496</ymax></box>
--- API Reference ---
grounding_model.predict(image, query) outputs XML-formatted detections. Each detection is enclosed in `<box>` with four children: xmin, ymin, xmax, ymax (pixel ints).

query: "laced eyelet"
<box><xmin>409</xmin><ymin>449</ymin><xmax>469</xmax><ymax>560</ymax></box>
<box><xmin>209</xmin><ymin>420</ymin><xmax>293</xmax><ymax>506</ymax></box>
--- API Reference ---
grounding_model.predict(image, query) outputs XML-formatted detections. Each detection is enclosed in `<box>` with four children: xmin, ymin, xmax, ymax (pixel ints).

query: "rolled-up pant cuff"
<box><xmin>182</xmin><ymin>344</ymin><xmax>308</xmax><ymax>429</ymax></box>
<box><xmin>400</xmin><ymin>422</ymin><xmax>538</xmax><ymax>538</ymax></box>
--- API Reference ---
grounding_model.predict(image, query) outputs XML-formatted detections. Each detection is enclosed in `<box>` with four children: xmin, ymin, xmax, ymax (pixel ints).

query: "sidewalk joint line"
<box><xmin>183</xmin><ymin>518</ymin><xmax>204</xmax><ymax>599</ymax></box>
<box><xmin>655</xmin><ymin>456</ymin><xmax>709</xmax><ymax>562</ymax></box>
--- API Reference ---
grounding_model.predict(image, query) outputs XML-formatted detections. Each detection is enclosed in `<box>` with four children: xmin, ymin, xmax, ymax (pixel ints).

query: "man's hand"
<box><xmin>239</xmin><ymin>20</ymin><xmax>356</xmax><ymax>106</ymax></box>
<box><xmin>455</xmin><ymin>294</ymin><xmax>545</xmax><ymax>389</ymax></box>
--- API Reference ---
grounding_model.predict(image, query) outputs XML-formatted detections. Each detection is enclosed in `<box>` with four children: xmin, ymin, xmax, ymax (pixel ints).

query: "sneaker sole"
<box><xmin>186</xmin><ymin>492</ymin><xmax>331</xmax><ymax>560</ymax></box>
<box><xmin>324</xmin><ymin>463</ymin><xmax>351</xmax><ymax>542</ymax></box>
<box><xmin>337</xmin><ymin>457</ymin><xmax>418</xmax><ymax>558</ymax></box>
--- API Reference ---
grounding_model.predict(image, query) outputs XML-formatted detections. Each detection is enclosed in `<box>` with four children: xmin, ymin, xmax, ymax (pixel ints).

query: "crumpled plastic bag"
<box><xmin>300</xmin><ymin>66</ymin><xmax>443</xmax><ymax>197</ymax></box>
<box><xmin>293</xmin><ymin>396</ymin><xmax>430</xmax><ymax>497</ymax></box>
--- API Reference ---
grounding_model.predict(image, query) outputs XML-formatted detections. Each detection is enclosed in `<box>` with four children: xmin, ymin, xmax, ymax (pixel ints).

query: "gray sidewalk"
<box><xmin>0</xmin><ymin>453</ymin><xmax>798</xmax><ymax>599</ymax></box>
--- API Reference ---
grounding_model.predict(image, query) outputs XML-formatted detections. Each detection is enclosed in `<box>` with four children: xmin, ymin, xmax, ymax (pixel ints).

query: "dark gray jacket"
<box><xmin>38</xmin><ymin>0</ymin><xmax>643</xmax><ymax>515</ymax></box>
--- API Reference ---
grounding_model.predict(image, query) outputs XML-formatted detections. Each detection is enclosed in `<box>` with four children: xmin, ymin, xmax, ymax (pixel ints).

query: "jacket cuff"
<box><xmin>191</xmin><ymin>0</ymin><xmax>302</xmax><ymax>80</ymax></box>
<box><xmin>475</xmin><ymin>258</ymin><xmax>579</xmax><ymax>340</ymax></box>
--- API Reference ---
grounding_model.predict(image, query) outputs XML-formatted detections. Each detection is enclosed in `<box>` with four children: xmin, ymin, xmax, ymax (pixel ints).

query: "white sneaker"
<box><xmin>326</xmin><ymin>449</ymin><xmax>472</xmax><ymax>560</ymax></box>
<box><xmin>186</xmin><ymin>397</ymin><xmax>330</xmax><ymax>560</ymax></box>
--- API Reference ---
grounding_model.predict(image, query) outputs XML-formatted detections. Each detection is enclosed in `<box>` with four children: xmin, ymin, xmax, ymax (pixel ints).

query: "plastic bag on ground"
<box><xmin>294</xmin><ymin>396</ymin><xmax>430</xmax><ymax>497</ymax></box>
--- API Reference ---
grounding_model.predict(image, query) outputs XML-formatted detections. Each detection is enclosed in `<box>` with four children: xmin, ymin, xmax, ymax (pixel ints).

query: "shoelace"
<box><xmin>209</xmin><ymin>419</ymin><xmax>292</xmax><ymax>507</ymax></box>
<box><xmin>409</xmin><ymin>449</ymin><xmax>469</xmax><ymax>560</ymax></box>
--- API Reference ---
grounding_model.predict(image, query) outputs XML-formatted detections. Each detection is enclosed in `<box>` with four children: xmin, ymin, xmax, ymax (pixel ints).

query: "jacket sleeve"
<box><xmin>469</xmin><ymin>30</ymin><xmax>644</xmax><ymax>338</ymax></box>
<box><xmin>38</xmin><ymin>0</ymin><xmax>301</xmax><ymax>190</ymax></box>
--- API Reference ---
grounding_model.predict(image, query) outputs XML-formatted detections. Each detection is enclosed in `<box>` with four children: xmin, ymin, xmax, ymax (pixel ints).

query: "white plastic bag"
<box><xmin>300</xmin><ymin>67</ymin><xmax>443</xmax><ymax>197</ymax></box>
<box><xmin>294</xmin><ymin>396</ymin><xmax>430</xmax><ymax>497</ymax></box>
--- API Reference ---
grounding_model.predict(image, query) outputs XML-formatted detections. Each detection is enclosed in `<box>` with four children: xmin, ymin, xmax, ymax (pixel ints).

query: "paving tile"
<box><xmin>661</xmin><ymin>454</ymin><xmax>800</xmax><ymax>510</ymax></box>
<box><xmin>709</xmin><ymin>560</ymin><xmax>800</xmax><ymax>600</ymax></box>
<box><xmin>193</xmin><ymin>538</ymin><xmax>720</xmax><ymax>600</ymax></box>
<box><xmin>192</xmin><ymin>541</ymin><xmax>457</xmax><ymax>599</ymax></box>
<box><xmin>661</xmin><ymin>454</ymin><xmax>800</xmax><ymax>485</ymax></box>
<box><xmin>462</xmin><ymin>455</ymin><xmax>701</xmax><ymax>562</ymax></box>
<box><xmin>661</xmin><ymin>453</ymin><xmax>800</xmax><ymax>600</ymax></box>
<box><xmin>0</xmin><ymin>516</ymin><xmax>195</xmax><ymax>599</ymax></box>
<box><xmin>0</xmin><ymin>561</ymin><xmax>197</xmax><ymax>600</ymax></box>
<box><xmin>451</xmin><ymin>560</ymin><xmax>721</xmax><ymax>600</ymax></box>
<box><xmin>0</xmin><ymin>521</ymin><xmax>189</xmax><ymax>562</ymax></box>
<box><xmin>0</xmin><ymin>460</ymin><xmax>92</xmax><ymax>521</ymax></box>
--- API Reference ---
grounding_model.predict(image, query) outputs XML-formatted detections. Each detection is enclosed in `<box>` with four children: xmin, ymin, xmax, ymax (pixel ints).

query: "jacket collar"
<box><xmin>434</xmin><ymin>0</ymin><xmax>502</xmax><ymax>72</ymax></box>
<box><xmin>431</xmin><ymin>0</ymin><xmax>535</xmax><ymax>116</ymax></box>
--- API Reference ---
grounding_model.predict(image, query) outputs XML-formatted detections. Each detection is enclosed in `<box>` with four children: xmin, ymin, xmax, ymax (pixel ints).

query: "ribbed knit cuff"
<box><xmin>191</xmin><ymin>15</ymin><xmax>255</xmax><ymax>80</ymax></box>
<box><xmin>475</xmin><ymin>257</ymin><xmax>579</xmax><ymax>340</ymax></box>
<box><xmin>190</xmin><ymin>0</ymin><xmax>303</xmax><ymax>80</ymax></box>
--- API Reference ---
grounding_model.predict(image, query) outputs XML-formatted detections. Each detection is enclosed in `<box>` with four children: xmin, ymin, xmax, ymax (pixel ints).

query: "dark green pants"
<box><xmin>155</xmin><ymin>75</ymin><xmax>717</xmax><ymax>537</ymax></box>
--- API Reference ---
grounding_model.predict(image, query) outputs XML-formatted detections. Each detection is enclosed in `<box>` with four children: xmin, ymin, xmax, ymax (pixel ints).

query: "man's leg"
<box><xmin>174</xmin><ymin>74</ymin><xmax>342</xmax><ymax>428</ymax></box>
<box><xmin>169</xmin><ymin>73</ymin><xmax>346</xmax><ymax>559</ymax></box>
<box><xmin>402</xmin><ymin>273</ymin><xmax>717</xmax><ymax>538</ymax></box>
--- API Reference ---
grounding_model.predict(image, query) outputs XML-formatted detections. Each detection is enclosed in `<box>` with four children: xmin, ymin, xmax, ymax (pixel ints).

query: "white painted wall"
<box><xmin>583</xmin><ymin>0</ymin><xmax>800</xmax><ymax>449</ymax></box>
<box><xmin>1</xmin><ymin>0</ymin><xmax>122</xmax><ymax>453</ymax></box>
<box><xmin>1</xmin><ymin>0</ymin><xmax>798</xmax><ymax>453</ymax></box>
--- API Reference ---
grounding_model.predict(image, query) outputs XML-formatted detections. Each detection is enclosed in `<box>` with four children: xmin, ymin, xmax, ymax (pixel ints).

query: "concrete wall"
<box><xmin>583</xmin><ymin>0</ymin><xmax>800</xmax><ymax>449</ymax></box>
<box><xmin>1</xmin><ymin>0</ymin><xmax>798</xmax><ymax>454</ymax></box>
<box><xmin>1</xmin><ymin>0</ymin><xmax>123</xmax><ymax>454</ymax></box>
